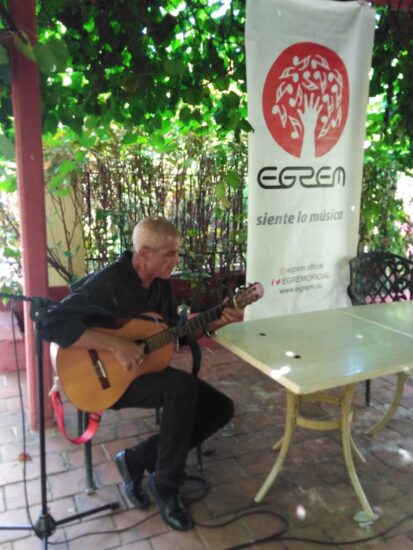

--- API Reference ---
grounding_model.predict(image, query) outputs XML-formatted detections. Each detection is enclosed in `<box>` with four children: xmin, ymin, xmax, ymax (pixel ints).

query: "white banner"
<box><xmin>245</xmin><ymin>0</ymin><xmax>375</xmax><ymax>321</ymax></box>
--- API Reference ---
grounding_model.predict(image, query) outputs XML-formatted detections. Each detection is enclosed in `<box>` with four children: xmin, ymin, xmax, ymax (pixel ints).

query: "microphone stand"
<box><xmin>0</xmin><ymin>292</ymin><xmax>119</xmax><ymax>548</ymax></box>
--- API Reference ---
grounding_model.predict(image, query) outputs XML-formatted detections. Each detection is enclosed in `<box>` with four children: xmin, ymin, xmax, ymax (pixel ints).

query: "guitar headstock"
<box><xmin>230</xmin><ymin>282</ymin><xmax>264</xmax><ymax>309</ymax></box>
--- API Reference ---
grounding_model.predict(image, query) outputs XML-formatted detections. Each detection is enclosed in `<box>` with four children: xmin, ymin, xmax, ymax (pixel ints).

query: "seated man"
<box><xmin>42</xmin><ymin>216</ymin><xmax>242</xmax><ymax>531</ymax></box>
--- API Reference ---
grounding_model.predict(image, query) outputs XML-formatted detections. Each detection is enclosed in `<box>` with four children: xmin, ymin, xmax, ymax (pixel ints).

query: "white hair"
<box><xmin>132</xmin><ymin>216</ymin><xmax>180</xmax><ymax>253</ymax></box>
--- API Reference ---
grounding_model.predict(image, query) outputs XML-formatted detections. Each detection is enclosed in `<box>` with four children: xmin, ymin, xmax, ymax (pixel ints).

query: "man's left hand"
<box><xmin>220</xmin><ymin>305</ymin><xmax>243</xmax><ymax>325</ymax></box>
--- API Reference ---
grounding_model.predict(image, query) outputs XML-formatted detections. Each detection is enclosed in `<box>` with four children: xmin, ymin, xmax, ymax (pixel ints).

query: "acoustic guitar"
<box><xmin>50</xmin><ymin>282</ymin><xmax>264</xmax><ymax>412</ymax></box>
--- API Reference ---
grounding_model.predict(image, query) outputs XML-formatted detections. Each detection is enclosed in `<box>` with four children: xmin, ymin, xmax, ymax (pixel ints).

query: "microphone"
<box><xmin>176</xmin><ymin>304</ymin><xmax>191</xmax><ymax>348</ymax></box>
<box><xmin>177</xmin><ymin>303</ymin><xmax>191</xmax><ymax>323</ymax></box>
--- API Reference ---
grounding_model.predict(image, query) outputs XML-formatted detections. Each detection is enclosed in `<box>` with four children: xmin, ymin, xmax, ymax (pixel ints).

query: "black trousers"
<box><xmin>112</xmin><ymin>366</ymin><xmax>234</xmax><ymax>489</ymax></box>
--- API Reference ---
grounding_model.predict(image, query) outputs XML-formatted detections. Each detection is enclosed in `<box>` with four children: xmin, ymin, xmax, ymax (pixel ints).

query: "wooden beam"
<box><xmin>9</xmin><ymin>0</ymin><xmax>53</xmax><ymax>430</ymax></box>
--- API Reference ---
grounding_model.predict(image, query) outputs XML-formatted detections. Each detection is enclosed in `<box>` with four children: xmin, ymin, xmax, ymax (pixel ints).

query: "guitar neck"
<box><xmin>143</xmin><ymin>304</ymin><xmax>223</xmax><ymax>353</ymax></box>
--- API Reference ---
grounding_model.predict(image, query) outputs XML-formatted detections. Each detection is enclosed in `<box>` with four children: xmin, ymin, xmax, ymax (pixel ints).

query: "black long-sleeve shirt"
<box><xmin>42</xmin><ymin>251</ymin><xmax>179</xmax><ymax>348</ymax></box>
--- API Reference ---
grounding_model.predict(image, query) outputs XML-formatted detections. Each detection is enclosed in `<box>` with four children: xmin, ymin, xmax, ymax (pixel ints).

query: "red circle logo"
<box><xmin>262</xmin><ymin>42</ymin><xmax>349</xmax><ymax>158</ymax></box>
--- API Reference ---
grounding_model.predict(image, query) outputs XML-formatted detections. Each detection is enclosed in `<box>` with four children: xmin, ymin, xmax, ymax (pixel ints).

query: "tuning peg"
<box><xmin>235</xmin><ymin>284</ymin><xmax>247</xmax><ymax>294</ymax></box>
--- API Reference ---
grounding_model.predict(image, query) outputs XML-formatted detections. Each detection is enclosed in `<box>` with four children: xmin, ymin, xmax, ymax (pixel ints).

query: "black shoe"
<box><xmin>115</xmin><ymin>449</ymin><xmax>150</xmax><ymax>509</ymax></box>
<box><xmin>148</xmin><ymin>473</ymin><xmax>193</xmax><ymax>531</ymax></box>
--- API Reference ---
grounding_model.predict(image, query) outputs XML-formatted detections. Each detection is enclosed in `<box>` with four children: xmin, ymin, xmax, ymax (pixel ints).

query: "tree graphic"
<box><xmin>263</xmin><ymin>43</ymin><xmax>349</xmax><ymax>158</ymax></box>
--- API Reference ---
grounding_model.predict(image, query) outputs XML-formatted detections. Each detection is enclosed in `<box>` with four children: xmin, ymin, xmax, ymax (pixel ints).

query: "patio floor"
<box><xmin>1</xmin><ymin>339</ymin><xmax>413</xmax><ymax>549</ymax></box>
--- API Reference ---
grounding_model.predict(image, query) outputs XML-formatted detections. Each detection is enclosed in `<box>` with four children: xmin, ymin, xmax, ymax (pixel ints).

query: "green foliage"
<box><xmin>358</xmin><ymin>7</ymin><xmax>413</xmax><ymax>257</ymax></box>
<box><xmin>0</xmin><ymin>132</ymin><xmax>14</xmax><ymax>160</ymax></box>
<box><xmin>0</xmin><ymin>1</ymin><xmax>413</xmax><ymax>300</ymax></box>
<box><xmin>41</xmin><ymin>122</ymin><xmax>247</xmax><ymax>309</ymax></box>
<box><xmin>360</xmin><ymin>135</ymin><xmax>411</xmax><ymax>254</ymax></box>
<box><xmin>0</xmin><ymin>0</ymin><xmax>247</xmax><ymax>140</ymax></box>
<box><xmin>0</xmin><ymin>170</ymin><xmax>21</xmax><ymax>295</ymax></box>
<box><xmin>74</xmin><ymin>125</ymin><xmax>248</xmax><ymax>270</ymax></box>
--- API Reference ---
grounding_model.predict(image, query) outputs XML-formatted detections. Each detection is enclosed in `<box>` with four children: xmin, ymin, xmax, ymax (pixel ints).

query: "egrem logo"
<box><xmin>262</xmin><ymin>43</ymin><xmax>349</xmax><ymax>159</ymax></box>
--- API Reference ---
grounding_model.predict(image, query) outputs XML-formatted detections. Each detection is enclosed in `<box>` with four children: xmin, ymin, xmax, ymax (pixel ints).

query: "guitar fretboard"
<box><xmin>142</xmin><ymin>304</ymin><xmax>223</xmax><ymax>353</ymax></box>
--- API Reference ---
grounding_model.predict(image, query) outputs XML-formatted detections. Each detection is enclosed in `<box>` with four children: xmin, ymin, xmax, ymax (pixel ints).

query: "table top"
<box><xmin>344</xmin><ymin>300</ymin><xmax>413</xmax><ymax>337</ymax></box>
<box><xmin>214</xmin><ymin>303</ymin><xmax>413</xmax><ymax>395</ymax></box>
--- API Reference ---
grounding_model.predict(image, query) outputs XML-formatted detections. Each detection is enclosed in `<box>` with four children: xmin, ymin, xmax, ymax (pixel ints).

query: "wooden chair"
<box><xmin>347</xmin><ymin>251</ymin><xmax>413</xmax><ymax>406</ymax></box>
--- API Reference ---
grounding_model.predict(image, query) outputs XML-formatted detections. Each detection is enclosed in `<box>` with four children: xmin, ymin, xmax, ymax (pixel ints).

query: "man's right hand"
<box><xmin>71</xmin><ymin>329</ymin><xmax>146</xmax><ymax>373</ymax></box>
<box><xmin>111</xmin><ymin>339</ymin><xmax>146</xmax><ymax>372</ymax></box>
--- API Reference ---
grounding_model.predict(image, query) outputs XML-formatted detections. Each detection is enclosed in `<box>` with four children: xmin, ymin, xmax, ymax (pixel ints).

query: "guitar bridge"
<box><xmin>88</xmin><ymin>350</ymin><xmax>110</xmax><ymax>390</ymax></box>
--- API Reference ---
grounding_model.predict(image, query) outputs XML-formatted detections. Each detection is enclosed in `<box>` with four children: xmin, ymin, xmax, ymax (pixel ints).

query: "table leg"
<box><xmin>255</xmin><ymin>390</ymin><xmax>298</xmax><ymax>502</ymax></box>
<box><xmin>341</xmin><ymin>383</ymin><xmax>379</xmax><ymax>523</ymax></box>
<box><xmin>365</xmin><ymin>372</ymin><xmax>408</xmax><ymax>437</ymax></box>
<box><xmin>349</xmin><ymin>431</ymin><xmax>366</xmax><ymax>463</ymax></box>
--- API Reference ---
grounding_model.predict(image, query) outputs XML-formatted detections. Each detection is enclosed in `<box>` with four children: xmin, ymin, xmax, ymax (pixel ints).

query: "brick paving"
<box><xmin>0</xmin><ymin>340</ymin><xmax>413</xmax><ymax>549</ymax></box>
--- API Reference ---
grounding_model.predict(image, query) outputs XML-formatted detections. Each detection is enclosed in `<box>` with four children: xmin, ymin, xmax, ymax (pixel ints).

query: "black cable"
<box><xmin>42</xmin><ymin>503</ymin><xmax>413</xmax><ymax>548</ymax></box>
<box><xmin>181</xmin><ymin>473</ymin><xmax>210</xmax><ymax>504</ymax></box>
<box><xmin>195</xmin><ymin>507</ymin><xmax>289</xmax><ymax>549</ymax></box>
<box><xmin>47</xmin><ymin>475</ymin><xmax>207</xmax><ymax>545</ymax></box>
<box><xmin>47</xmin><ymin>509</ymin><xmax>160</xmax><ymax>546</ymax></box>
<box><xmin>195</xmin><ymin>508</ymin><xmax>413</xmax><ymax>549</ymax></box>
<box><xmin>10</xmin><ymin>300</ymin><xmax>36</xmax><ymax>531</ymax></box>
<box><xmin>278</xmin><ymin>512</ymin><xmax>413</xmax><ymax>547</ymax></box>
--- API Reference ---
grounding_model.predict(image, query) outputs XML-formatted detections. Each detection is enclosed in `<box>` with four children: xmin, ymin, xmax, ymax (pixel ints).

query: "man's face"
<box><xmin>146</xmin><ymin>236</ymin><xmax>181</xmax><ymax>279</ymax></box>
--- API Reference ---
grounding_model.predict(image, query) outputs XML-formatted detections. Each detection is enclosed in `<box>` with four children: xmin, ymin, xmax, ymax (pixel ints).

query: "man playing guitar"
<box><xmin>43</xmin><ymin>216</ymin><xmax>245</xmax><ymax>532</ymax></box>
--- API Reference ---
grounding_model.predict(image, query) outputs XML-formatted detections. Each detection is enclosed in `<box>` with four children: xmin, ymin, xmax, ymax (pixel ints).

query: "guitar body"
<box><xmin>51</xmin><ymin>314</ymin><xmax>175</xmax><ymax>412</ymax></box>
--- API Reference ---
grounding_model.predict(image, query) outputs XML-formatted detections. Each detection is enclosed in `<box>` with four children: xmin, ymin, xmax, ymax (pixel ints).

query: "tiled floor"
<box><xmin>1</xmin><ymin>340</ymin><xmax>413</xmax><ymax>549</ymax></box>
